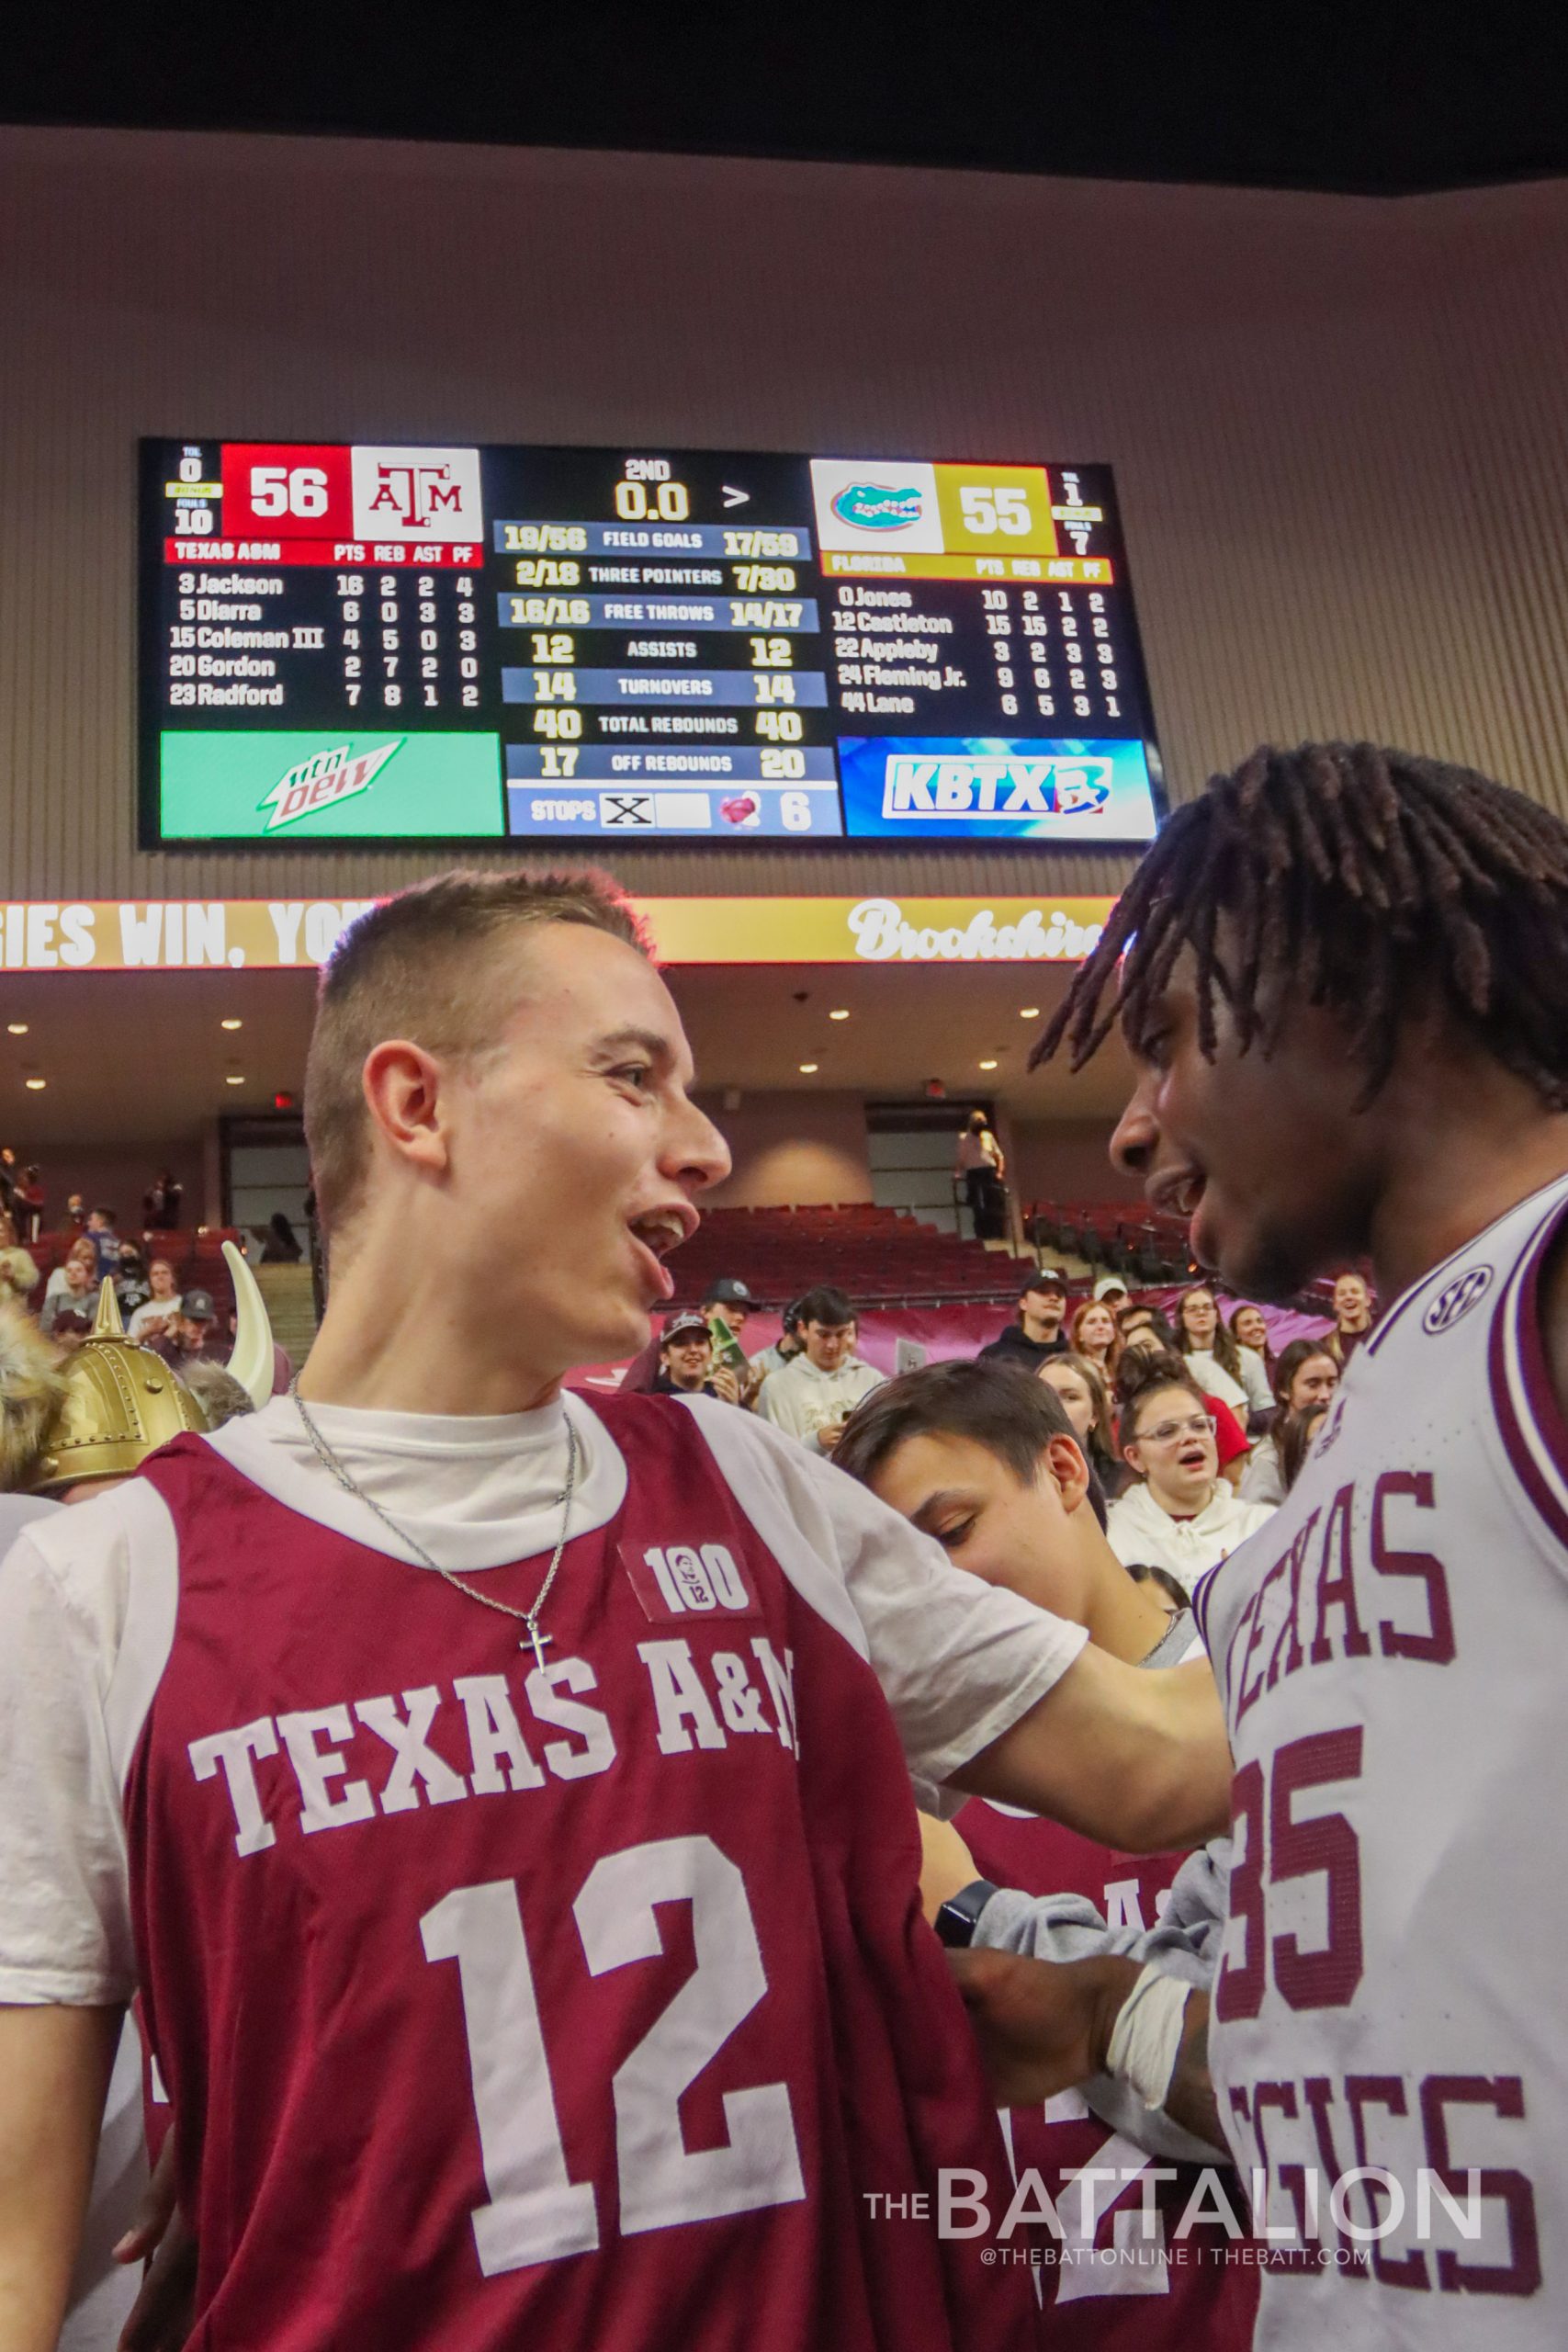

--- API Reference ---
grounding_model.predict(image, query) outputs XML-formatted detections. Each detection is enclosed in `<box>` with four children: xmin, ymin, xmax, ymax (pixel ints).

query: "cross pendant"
<box><xmin>522</xmin><ymin>1622</ymin><xmax>553</xmax><ymax>1673</ymax></box>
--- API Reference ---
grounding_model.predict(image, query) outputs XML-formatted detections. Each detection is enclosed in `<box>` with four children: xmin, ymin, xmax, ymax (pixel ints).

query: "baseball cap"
<box><xmin>661</xmin><ymin>1310</ymin><xmax>710</xmax><ymax>1348</ymax></box>
<box><xmin>1021</xmin><ymin>1267</ymin><xmax>1069</xmax><ymax>1297</ymax></box>
<box><xmin>181</xmin><ymin>1288</ymin><xmax>218</xmax><ymax>1325</ymax></box>
<box><xmin>703</xmin><ymin>1277</ymin><xmax>753</xmax><ymax>1307</ymax></box>
<box><xmin>1093</xmin><ymin>1272</ymin><xmax>1129</xmax><ymax>1301</ymax></box>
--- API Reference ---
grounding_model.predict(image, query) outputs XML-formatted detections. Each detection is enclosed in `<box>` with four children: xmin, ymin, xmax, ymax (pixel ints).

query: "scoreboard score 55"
<box><xmin>140</xmin><ymin>439</ymin><xmax>1166</xmax><ymax>846</ymax></box>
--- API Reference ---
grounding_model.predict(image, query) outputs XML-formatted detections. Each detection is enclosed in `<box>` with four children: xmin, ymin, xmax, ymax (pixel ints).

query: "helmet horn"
<box><xmin>94</xmin><ymin>1277</ymin><xmax>125</xmax><ymax>1337</ymax></box>
<box><xmin>222</xmin><ymin>1240</ymin><xmax>275</xmax><ymax>1412</ymax></box>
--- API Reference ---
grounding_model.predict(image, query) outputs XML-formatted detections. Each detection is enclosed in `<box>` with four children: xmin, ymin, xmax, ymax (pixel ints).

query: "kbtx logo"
<box><xmin>882</xmin><ymin>754</ymin><xmax>1113</xmax><ymax>820</ymax></box>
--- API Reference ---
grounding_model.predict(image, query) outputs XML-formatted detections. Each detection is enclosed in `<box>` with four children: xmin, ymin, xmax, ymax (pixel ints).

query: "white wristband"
<box><xmin>1104</xmin><ymin>1963</ymin><xmax>1192</xmax><ymax>2109</ymax></box>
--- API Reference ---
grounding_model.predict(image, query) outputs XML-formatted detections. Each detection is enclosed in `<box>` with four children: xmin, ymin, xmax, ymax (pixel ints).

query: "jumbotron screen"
<box><xmin>139</xmin><ymin>439</ymin><xmax>1165</xmax><ymax>846</ymax></box>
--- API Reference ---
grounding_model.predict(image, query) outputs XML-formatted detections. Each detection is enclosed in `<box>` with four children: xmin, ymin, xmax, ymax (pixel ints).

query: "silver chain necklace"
<box><xmin>288</xmin><ymin>1378</ymin><xmax>579</xmax><ymax>1673</ymax></box>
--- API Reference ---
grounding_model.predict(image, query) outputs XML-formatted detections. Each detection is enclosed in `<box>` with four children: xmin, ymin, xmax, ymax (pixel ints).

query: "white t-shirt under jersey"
<box><xmin>0</xmin><ymin>1389</ymin><xmax>1088</xmax><ymax>2008</ymax></box>
<box><xmin>0</xmin><ymin>1502</ymin><xmax>145</xmax><ymax>2352</ymax></box>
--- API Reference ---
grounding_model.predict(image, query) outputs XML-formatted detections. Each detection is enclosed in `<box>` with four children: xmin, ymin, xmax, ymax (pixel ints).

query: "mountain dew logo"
<box><xmin>260</xmin><ymin>740</ymin><xmax>402</xmax><ymax>831</ymax></box>
<box><xmin>830</xmin><ymin>482</ymin><xmax>924</xmax><ymax>531</ymax></box>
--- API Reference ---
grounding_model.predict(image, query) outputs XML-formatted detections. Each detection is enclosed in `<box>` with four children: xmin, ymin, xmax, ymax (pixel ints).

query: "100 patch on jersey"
<box><xmin>621</xmin><ymin>1540</ymin><xmax>761</xmax><ymax>1623</ymax></box>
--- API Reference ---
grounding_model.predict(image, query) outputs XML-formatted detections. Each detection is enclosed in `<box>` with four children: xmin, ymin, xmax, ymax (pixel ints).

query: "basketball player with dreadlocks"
<box><xmin>952</xmin><ymin>741</ymin><xmax>1568</xmax><ymax>2348</ymax></box>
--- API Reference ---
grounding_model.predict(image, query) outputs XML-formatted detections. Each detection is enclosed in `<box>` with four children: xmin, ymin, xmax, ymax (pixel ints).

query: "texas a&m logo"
<box><xmin>347</xmin><ymin>446</ymin><xmax>483</xmax><ymax>542</ymax></box>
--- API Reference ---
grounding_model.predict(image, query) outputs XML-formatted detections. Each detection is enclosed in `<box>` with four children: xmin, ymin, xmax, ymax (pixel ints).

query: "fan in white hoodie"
<box><xmin>1106</xmin><ymin>1374</ymin><xmax>1276</xmax><ymax>1596</ymax></box>
<box><xmin>754</xmin><ymin>1301</ymin><xmax>884</xmax><ymax>1453</ymax></box>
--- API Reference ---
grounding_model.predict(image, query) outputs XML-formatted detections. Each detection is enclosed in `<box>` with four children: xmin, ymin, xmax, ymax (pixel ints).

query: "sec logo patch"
<box><xmin>1423</xmin><ymin>1263</ymin><xmax>1494</xmax><ymax>1334</ymax></box>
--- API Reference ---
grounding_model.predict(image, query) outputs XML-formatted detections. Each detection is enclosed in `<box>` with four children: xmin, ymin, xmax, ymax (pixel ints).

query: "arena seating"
<box><xmin>1025</xmin><ymin>1197</ymin><xmax>1338</xmax><ymax>1313</ymax></box>
<box><xmin>671</xmin><ymin>1201</ymin><xmax>1344</xmax><ymax>1318</ymax></box>
<box><xmin>670</xmin><ymin>1204</ymin><xmax>1021</xmax><ymax>1308</ymax></box>
<box><xmin>26</xmin><ymin>1228</ymin><xmax>245</xmax><ymax>1323</ymax></box>
<box><xmin>1026</xmin><ymin>1197</ymin><xmax>1193</xmax><ymax>1283</ymax></box>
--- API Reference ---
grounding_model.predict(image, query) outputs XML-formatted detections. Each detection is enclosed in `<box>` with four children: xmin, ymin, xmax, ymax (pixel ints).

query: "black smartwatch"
<box><xmin>933</xmin><ymin>1878</ymin><xmax>999</xmax><ymax>1950</ymax></box>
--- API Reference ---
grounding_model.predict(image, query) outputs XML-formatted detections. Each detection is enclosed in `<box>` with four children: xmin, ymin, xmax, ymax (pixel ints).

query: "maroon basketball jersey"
<box><xmin>125</xmin><ymin>1400</ymin><xmax>1034</xmax><ymax>2350</ymax></box>
<box><xmin>956</xmin><ymin>1800</ymin><xmax>1259</xmax><ymax>2350</ymax></box>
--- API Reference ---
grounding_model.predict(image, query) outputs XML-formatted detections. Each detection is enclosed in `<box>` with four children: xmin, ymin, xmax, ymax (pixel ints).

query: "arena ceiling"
<box><xmin>3</xmin><ymin>7</ymin><xmax>1565</xmax><ymax>197</ymax></box>
<box><xmin>0</xmin><ymin>961</ymin><xmax>1135</xmax><ymax>1150</ymax></box>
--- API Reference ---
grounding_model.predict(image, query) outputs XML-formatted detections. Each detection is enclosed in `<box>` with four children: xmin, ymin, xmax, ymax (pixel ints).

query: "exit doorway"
<box><xmin>865</xmin><ymin>1099</ymin><xmax>995</xmax><ymax>1237</ymax></box>
<box><xmin>220</xmin><ymin>1113</ymin><xmax>310</xmax><ymax>1253</ymax></box>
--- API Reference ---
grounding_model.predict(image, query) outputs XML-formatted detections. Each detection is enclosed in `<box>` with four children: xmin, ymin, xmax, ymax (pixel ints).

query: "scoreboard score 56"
<box><xmin>140</xmin><ymin>439</ymin><xmax>1165</xmax><ymax>846</ymax></box>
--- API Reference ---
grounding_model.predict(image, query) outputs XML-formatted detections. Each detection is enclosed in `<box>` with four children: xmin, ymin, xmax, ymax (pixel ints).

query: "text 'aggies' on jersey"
<box><xmin>1195</xmin><ymin>1173</ymin><xmax>1568</xmax><ymax>2346</ymax></box>
<box><xmin>89</xmin><ymin>1394</ymin><xmax>1044</xmax><ymax>2352</ymax></box>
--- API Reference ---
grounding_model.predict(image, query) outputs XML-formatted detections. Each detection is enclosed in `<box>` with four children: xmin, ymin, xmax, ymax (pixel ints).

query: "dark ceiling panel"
<box><xmin>2</xmin><ymin>6</ymin><xmax>1565</xmax><ymax>197</ymax></box>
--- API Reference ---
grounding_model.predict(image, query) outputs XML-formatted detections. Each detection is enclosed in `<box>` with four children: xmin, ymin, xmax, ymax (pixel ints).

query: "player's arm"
<box><xmin>682</xmin><ymin>1407</ymin><xmax>1232</xmax><ymax>1850</ymax></box>
<box><xmin>0</xmin><ymin>2002</ymin><xmax>121</xmax><ymax>2352</ymax></box>
<box><xmin>0</xmin><ymin>1525</ymin><xmax>142</xmax><ymax>2348</ymax></box>
<box><xmin>951</xmin><ymin>1646</ymin><xmax>1232</xmax><ymax>1851</ymax></box>
<box><xmin>1163</xmin><ymin>1989</ymin><xmax>1222</xmax><ymax>2147</ymax></box>
<box><xmin>949</xmin><ymin>1947</ymin><xmax>1224</xmax><ymax>2150</ymax></box>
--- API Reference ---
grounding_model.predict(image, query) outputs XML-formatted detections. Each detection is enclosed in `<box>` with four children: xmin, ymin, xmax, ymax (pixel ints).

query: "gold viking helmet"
<box><xmin>20</xmin><ymin>1241</ymin><xmax>275</xmax><ymax>1495</ymax></box>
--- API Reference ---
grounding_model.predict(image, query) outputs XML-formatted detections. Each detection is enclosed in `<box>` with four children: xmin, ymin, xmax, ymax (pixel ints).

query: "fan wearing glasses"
<box><xmin>1104</xmin><ymin>1351</ymin><xmax>1276</xmax><ymax>1597</ymax></box>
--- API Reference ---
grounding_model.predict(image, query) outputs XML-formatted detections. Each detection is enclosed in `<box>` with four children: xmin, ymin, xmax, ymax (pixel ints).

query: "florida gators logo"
<box><xmin>830</xmin><ymin>482</ymin><xmax>924</xmax><ymax>531</ymax></box>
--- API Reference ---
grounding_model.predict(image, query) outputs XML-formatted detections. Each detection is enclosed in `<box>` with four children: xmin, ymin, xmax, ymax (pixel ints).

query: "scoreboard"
<box><xmin>139</xmin><ymin>439</ymin><xmax>1165</xmax><ymax>847</ymax></box>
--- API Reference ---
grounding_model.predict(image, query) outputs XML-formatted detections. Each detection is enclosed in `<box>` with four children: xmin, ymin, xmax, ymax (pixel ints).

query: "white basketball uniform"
<box><xmin>1194</xmin><ymin>1170</ymin><xmax>1568</xmax><ymax>2347</ymax></box>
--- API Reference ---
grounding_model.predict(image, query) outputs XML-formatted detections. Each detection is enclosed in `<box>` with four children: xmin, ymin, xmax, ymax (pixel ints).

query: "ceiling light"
<box><xmin>220</xmin><ymin>1017</ymin><xmax>243</xmax><ymax>1031</ymax></box>
<box><xmin>798</xmin><ymin>1061</ymin><xmax>818</xmax><ymax>1075</ymax></box>
<box><xmin>1019</xmin><ymin>1006</ymin><xmax>1040</xmax><ymax>1020</ymax></box>
<box><xmin>829</xmin><ymin>1008</ymin><xmax>850</xmax><ymax>1021</ymax></box>
<box><xmin>6</xmin><ymin>1023</ymin><xmax>28</xmax><ymax>1036</ymax></box>
<box><xmin>225</xmin><ymin>1074</ymin><xmax>245</xmax><ymax>1087</ymax></box>
<box><xmin>23</xmin><ymin>1076</ymin><xmax>45</xmax><ymax>1091</ymax></box>
<box><xmin>978</xmin><ymin>1058</ymin><xmax>998</xmax><ymax>1071</ymax></box>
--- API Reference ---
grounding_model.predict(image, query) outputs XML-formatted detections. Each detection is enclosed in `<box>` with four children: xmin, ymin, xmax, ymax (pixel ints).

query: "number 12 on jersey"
<box><xmin>421</xmin><ymin>1833</ymin><xmax>806</xmax><ymax>2274</ymax></box>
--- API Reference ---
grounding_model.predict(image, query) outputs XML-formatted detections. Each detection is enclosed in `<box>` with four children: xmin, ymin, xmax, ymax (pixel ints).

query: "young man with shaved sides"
<box><xmin>0</xmin><ymin>870</ymin><xmax>1226</xmax><ymax>2352</ymax></box>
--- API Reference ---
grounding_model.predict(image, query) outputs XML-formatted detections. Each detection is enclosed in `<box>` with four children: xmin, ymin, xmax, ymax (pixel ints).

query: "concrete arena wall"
<box><xmin>1</xmin><ymin>129</ymin><xmax>1567</xmax><ymax>911</ymax></box>
<box><xmin>1004</xmin><ymin>1120</ymin><xmax>1145</xmax><ymax>1211</ymax></box>
<box><xmin>28</xmin><ymin>1105</ymin><xmax>1132</xmax><ymax>1227</ymax></box>
<box><xmin>698</xmin><ymin>1091</ymin><xmax>874</xmax><ymax>1208</ymax></box>
<box><xmin>23</xmin><ymin>1142</ymin><xmax>208</xmax><ymax>1234</ymax></box>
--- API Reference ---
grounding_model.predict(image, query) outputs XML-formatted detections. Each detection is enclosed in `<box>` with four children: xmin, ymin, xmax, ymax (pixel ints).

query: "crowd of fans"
<box><xmin>0</xmin><ymin>1169</ymin><xmax>270</xmax><ymax>1389</ymax></box>
<box><xmin>640</xmin><ymin>1255</ymin><xmax>1373</xmax><ymax>1595</ymax></box>
<box><xmin>4</xmin><ymin>741</ymin><xmax>1562</xmax><ymax>2352</ymax></box>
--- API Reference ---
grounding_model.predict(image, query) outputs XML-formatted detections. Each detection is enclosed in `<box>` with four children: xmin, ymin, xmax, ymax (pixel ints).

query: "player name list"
<box><xmin>163</xmin><ymin>560</ymin><xmax>488</xmax><ymax>718</ymax></box>
<box><xmin>159</xmin><ymin>514</ymin><xmax>1134</xmax><ymax>746</ymax></box>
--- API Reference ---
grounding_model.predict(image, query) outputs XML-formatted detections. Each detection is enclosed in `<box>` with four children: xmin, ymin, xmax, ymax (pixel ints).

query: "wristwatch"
<box><xmin>933</xmin><ymin>1878</ymin><xmax>999</xmax><ymax>1950</ymax></box>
